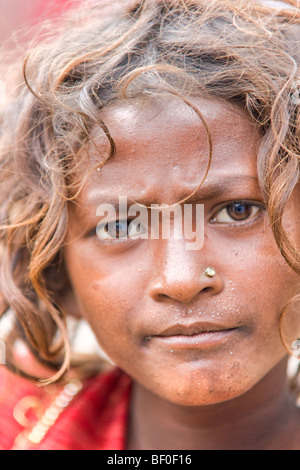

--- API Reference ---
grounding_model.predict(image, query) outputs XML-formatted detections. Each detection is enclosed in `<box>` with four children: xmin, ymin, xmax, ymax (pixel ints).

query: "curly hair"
<box><xmin>0</xmin><ymin>0</ymin><xmax>299</xmax><ymax>387</ymax></box>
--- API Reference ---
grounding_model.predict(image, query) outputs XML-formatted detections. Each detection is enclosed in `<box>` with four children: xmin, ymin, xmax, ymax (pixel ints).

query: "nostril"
<box><xmin>156</xmin><ymin>287</ymin><xmax>212</xmax><ymax>302</ymax></box>
<box><xmin>201</xmin><ymin>287</ymin><xmax>212</xmax><ymax>294</ymax></box>
<box><xmin>158</xmin><ymin>294</ymin><xmax>169</xmax><ymax>300</ymax></box>
<box><xmin>149</xmin><ymin>270</ymin><xmax>224</xmax><ymax>304</ymax></box>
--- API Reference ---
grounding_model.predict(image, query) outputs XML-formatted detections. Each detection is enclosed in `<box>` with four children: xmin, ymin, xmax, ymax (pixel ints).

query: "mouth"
<box><xmin>145</xmin><ymin>322</ymin><xmax>240</xmax><ymax>350</ymax></box>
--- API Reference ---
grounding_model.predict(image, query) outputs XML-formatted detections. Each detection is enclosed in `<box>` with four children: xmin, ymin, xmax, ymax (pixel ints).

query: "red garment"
<box><xmin>0</xmin><ymin>366</ymin><xmax>131</xmax><ymax>450</ymax></box>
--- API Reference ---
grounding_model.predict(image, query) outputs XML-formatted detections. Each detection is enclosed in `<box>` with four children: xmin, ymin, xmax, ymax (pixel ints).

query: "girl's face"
<box><xmin>64</xmin><ymin>96</ymin><xmax>300</xmax><ymax>406</ymax></box>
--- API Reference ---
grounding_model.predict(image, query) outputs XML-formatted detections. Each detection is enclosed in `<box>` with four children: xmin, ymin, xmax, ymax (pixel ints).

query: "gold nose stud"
<box><xmin>205</xmin><ymin>267</ymin><xmax>216</xmax><ymax>278</ymax></box>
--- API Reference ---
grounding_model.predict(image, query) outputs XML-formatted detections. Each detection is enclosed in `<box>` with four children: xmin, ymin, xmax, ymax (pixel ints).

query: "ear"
<box><xmin>0</xmin><ymin>293</ymin><xmax>8</xmax><ymax>317</ymax></box>
<box><xmin>47</xmin><ymin>256</ymin><xmax>83</xmax><ymax>319</ymax></box>
<box><xmin>55</xmin><ymin>282</ymin><xmax>83</xmax><ymax>319</ymax></box>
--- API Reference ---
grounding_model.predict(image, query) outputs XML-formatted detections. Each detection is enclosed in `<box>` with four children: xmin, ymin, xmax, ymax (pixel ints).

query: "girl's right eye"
<box><xmin>96</xmin><ymin>219</ymin><xmax>129</xmax><ymax>240</ymax></box>
<box><xmin>95</xmin><ymin>219</ymin><xmax>146</xmax><ymax>241</ymax></box>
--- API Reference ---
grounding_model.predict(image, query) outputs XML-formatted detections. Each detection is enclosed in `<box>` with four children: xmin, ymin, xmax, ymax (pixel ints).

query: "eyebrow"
<box><xmin>85</xmin><ymin>175</ymin><xmax>262</xmax><ymax>209</ymax></box>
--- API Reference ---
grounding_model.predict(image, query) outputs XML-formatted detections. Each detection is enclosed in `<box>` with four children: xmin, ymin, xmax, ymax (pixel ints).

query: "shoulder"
<box><xmin>0</xmin><ymin>366</ymin><xmax>131</xmax><ymax>450</ymax></box>
<box><xmin>0</xmin><ymin>366</ymin><xmax>46</xmax><ymax>450</ymax></box>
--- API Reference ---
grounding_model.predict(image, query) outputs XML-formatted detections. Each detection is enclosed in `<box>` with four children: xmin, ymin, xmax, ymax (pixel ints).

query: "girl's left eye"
<box><xmin>211</xmin><ymin>203</ymin><xmax>262</xmax><ymax>224</ymax></box>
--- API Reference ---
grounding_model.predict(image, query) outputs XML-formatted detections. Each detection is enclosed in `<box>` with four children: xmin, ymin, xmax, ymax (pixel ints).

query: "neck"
<box><xmin>127</xmin><ymin>359</ymin><xmax>299</xmax><ymax>450</ymax></box>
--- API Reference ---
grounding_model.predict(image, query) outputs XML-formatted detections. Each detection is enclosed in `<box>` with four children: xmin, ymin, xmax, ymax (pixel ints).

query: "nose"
<box><xmin>148</xmin><ymin>238</ymin><xmax>224</xmax><ymax>304</ymax></box>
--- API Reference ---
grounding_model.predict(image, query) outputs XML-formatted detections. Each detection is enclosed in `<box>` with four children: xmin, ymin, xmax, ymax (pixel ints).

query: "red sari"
<box><xmin>0</xmin><ymin>366</ymin><xmax>131</xmax><ymax>450</ymax></box>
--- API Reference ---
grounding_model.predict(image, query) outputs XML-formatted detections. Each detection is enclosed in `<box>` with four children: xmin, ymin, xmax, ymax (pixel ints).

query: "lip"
<box><xmin>157</xmin><ymin>321</ymin><xmax>236</xmax><ymax>337</ymax></box>
<box><xmin>146</xmin><ymin>322</ymin><xmax>239</xmax><ymax>349</ymax></box>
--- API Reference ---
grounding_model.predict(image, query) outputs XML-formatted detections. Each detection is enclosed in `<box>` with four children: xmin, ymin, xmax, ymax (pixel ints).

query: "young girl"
<box><xmin>0</xmin><ymin>0</ymin><xmax>300</xmax><ymax>451</ymax></box>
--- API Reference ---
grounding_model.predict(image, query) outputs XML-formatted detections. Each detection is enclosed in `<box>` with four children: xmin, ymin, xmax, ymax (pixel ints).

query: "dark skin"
<box><xmin>62</xmin><ymin>96</ymin><xmax>300</xmax><ymax>450</ymax></box>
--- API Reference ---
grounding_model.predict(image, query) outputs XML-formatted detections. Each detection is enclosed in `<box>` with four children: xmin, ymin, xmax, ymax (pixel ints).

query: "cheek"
<box><xmin>63</xmin><ymin>242</ymin><xmax>148</xmax><ymax>361</ymax></box>
<box><xmin>208</xmin><ymin>226</ymin><xmax>299</xmax><ymax>364</ymax></box>
<box><xmin>219</xmin><ymin>235</ymin><xmax>298</xmax><ymax>348</ymax></box>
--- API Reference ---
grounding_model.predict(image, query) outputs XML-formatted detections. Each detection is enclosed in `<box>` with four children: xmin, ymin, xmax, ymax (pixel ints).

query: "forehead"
<box><xmin>79</xmin><ymin>95</ymin><xmax>261</xmax><ymax>205</ymax></box>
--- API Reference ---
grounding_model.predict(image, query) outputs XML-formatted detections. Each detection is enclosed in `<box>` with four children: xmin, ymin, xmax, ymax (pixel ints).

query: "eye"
<box><xmin>96</xmin><ymin>219</ymin><xmax>146</xmax><ymax>241</ymax></box>
<box><xmin>211</xmin><ymin>202</ymin><xmax>262</xmax><ymax>224</ymax></box>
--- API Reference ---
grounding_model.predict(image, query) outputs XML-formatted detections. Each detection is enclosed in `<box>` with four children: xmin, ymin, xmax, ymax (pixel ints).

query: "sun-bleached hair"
<box><xmin>0</xmin><ymin>0</ymin><xmax>299</xmax><ymax>388</ymax></box>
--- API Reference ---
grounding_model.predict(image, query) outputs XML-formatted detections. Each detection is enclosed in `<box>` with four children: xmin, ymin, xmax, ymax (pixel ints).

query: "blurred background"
<box><xmin>0</xmin><ymin>0</ymin><xmax>292</xmax><ymax>45</ymax></box>
<box><xmin>0</xmin><ymin>0</ymin><xmax>70</xmax><ymax>44</ymax></box>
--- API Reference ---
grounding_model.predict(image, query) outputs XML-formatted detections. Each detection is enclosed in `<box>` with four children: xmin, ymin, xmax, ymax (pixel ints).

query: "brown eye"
<box><xmin>212</xmin><ymin>203</ymin><xmax>261</xmax><ymax>224</ymax></box>
<box><xmin>227</xmin><ymin>203</ymin><xmax>253</xmax><ymax>221</ymax></box>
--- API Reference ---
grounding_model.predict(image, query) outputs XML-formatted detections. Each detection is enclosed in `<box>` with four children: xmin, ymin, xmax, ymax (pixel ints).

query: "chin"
<box><xmin>142</xmin><ymin>362</ymin><xmax>260</xmax><ymax>408</ymax></box>
<box><xmin>159</xmin><ymin>385</ymin><xmax>247</xmax><ymax>407</ymax></box>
